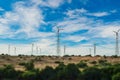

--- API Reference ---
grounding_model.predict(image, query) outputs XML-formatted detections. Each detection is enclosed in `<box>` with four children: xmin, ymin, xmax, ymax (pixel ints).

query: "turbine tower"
<box><xmin>14</xmin><ymin>47</ymin><xmax>16</xmax><ymax>55</ymax></box>
<box><xmin>93</xmin><ymin>43</ymin><xmax>96</xmax><ymax>56</ymax></box>
<box><xmin>8</xmin><ymin>44</ymin><xmax>10</xmax><ymax>55</ymax></box>
<box><xmin>64</xmin><ymin>45</ymin><xmax>66</xmax><ymax>56</ymax></box>
<box><xmin>113</xmin><ymin>29</ymin><xmax>120</xmax><ymax>55</ymax></box>
<box><xmin>89</xmin><ymin>48</ymin><xmax>91</xmax><ymax>55</ymax></box>
<box><xmin>31</xmin><ymin>43</ymin><xmax>34</xmax><ymax>55</ymax></box>
<box><xmin>56</xmin><ymin>27</ymin><xmax>63</xmax><ymax>56</ymax></box>
<box><xmin>36</xmin><ymin>46</ymin><xmax>38</xmax><ymax>54</ymax></box>
<box><xmin>39</xmin><ymin>48</ymin><xmax>41</xmax><ymax>54</ymax></box>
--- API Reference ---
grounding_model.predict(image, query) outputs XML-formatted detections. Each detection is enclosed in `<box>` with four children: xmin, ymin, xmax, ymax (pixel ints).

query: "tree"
<box><xmin>40</xmin><ymin>66</ymin><xmax>55</xmax><ymax>80</ymax></box>
<box><xmin>0</xmin><ymin>67</ymin><xmax>4</xmax><ymax>80</ymax></box>
<box><xmin>56</xmin><ymin>63</ymin><xmax>81</xmax><ymax>80</ymax></box>
<box><xmin>83</xmin><ymin>67</ymin><xmax>102</xmax><ymax>80</ymax></box>
<box><xmin>112</xmin><ymin>73</ymin><xmax>120</xmax><ymax>80</ymax></box>
<box><xmin>77</xmin><ymin>61</ymin><xmax>88</xmax><ymax>68</ymax></box>
<box><xmin>20</xmin><ymin>71</ymin><xmax>37</xmax><ymax>80</ymax></box>
<box><xmin>24</xmin><ymin>61</ymin><xmax>34</xmax><ymax>70</ymax></box>
<box><xmin>3</xmin><ymin>65</ymin><xmax>18</xmax><ymax>79</ymax></box>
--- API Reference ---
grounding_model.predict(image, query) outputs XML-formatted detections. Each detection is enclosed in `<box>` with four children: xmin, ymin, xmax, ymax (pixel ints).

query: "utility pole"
<box><xmin>113</xmin><ymin>29</ymin><xmax>120</xmax><ymax>55</ymax></box>
<box><xmin>93</xmin><ymin>43</ymin><xmax>96</xmax><ymax>56</ymax></box>
<box><xmin>31</xmin><ymin>43</ymin><xmax>34</xmax><ymax>55</ymax></box>
<box><xmin>8</xmin><ymin>44</ymin><xmax>10</xmax><ymax>55</ymax></box>
<box><xmin>56</xmin><ymin>27</ymin><xmax>63</xmax><ymax>56</ymax></box>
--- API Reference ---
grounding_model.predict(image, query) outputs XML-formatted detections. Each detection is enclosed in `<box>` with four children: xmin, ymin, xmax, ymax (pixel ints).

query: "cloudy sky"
<box><xmin>0</xmin><ymin>0</ymin><xmax>120</xmax><ymax>56</ymax></box>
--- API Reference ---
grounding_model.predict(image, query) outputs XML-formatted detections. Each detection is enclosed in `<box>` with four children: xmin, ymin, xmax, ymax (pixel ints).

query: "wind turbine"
<box><xmin>31</xmin><ymin>43</ymin><xmax>34</xmax><ymax>55</ymax></box>
<box><xmin>8</xmin><ymin>44</ymin><xmax>10</xmax><ymax>55</ymax></box>
<box><xmin>93</xmin><ymin>43</ymin><xmax>96</xmax><ymax>56</ymax></box>
<box><xmin>56</xmin><ymin>27</ymin><xmax>63</xmax><ymax>56</ymax></box>
<box><xmin>113</xmin><ymin>29</ymin><xmax>120</xmax><ymax>56</ymax></box>
<box><xmin>64</xmin><ymin>45</ymin><xmax>66</xmax><ymax>56</ymax></box>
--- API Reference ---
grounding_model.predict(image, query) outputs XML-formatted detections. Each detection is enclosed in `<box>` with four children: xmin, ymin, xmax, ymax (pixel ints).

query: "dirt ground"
<box><xmin>0</xmin><ymin>54</ymin><xmax>120</xmax><ymax>71</ymax></box>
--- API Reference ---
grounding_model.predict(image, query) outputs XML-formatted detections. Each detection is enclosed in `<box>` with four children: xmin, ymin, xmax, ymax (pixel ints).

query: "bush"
<box><xmin>3</xmin><ymin>65</ymin><xmax>19</xmax><ymax>79</ymax></box>
<box><xmin>112</xmin><ymin>73</ymin><xmax>120</xmax><ymax>80</ymax></box>
<box><xmin>20</xmin><ymin>61</ymin><xmax>34</xmax><ymax>71</ymax></box>
<box><xmin>56</xmin><ymin>63</ymin><xmax>81</xmax><ymax>80</ymax></box>
<box><xmin>111</xmin><ymin>55</ymin><xmax>118</xmax><ymax>58</ymax></box>
<box><xmin>0</xmin><ymin>67</ymin><xmax>4</xmax><ymax>79</ymax></box>
<box><xmin>89</xmin><ymin>61</ymin><xmax>97</xmax><ymax>65</ymax></box>
<box><xmin>20</xmin><ymin>71</ymin><xmax>37</xmax><ymax>80</ymax></box>
<box><xmin>98</xmin><ymin>59</ymin><xmax>107</xmax><ymax>64</ymax></box>
<box><xmin>101</xmin><ymin>66</ymin><xmax>114</xmax><ymax>80</ymax></box>
<box><xmin>19</xmin><ymin>62</ymin><xmax>26</xmax><ymax>66</ymax></box>
<box><xmin>40</xmin><ymin>66</ymin><xmax>55</xmax><ymax>80</ymax></box>
<box><xmin>77</xmin><ymin>61</ymin><xmax>88</xmax><ymax>68</ymax></box>
<box><xmin>83</xmin><ymin>67</ymin><xmax>102</xmax><ymax>80</ymax></box>
<box><xmin>54</xmin><ymin>61</ymin><xmax>64</xmax><ymax>64</ymax></box>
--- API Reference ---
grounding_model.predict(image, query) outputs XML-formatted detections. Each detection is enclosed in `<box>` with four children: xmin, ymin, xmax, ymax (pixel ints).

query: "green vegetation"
<box><xmin>77</xmin><ymin>61</ymin><xmax>88</xmax><ymax>68</ymax></box>
<box><xmin>0</xmin><ymin>61</ymin><xmax>120</xmax><ymax>80</ymax></box>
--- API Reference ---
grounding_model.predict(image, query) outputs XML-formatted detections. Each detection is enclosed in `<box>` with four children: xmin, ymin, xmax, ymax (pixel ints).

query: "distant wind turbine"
<box><xmin>113</xmin><ymin>29</ymin><xmax>120</xmax><ymax>55</ymax></box>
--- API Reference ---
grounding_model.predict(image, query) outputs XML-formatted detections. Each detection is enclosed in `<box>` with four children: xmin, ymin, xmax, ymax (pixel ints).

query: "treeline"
<box><xmin>0</xmin><ymin>61</ymin><xmax>120</xmax><ymax>80</ymax></box>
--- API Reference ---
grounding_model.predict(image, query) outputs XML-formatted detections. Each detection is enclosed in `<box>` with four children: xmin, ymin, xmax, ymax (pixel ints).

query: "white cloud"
<box><xmin>66</xmin><ymin>8</ymin><xmax>87</xmax><ymax>18</ymax></box>
<box><xmin>45</xmin><ymin>0</ymin><xmax>64</xmax><ymax>8</ymax></box>
<box><xmin>0</xmin><ymin>1</ymin><xmax>52</xmax><ymax>39</ymax></box>
<box><xmin>97</xmin><ymin>25</ymin><xmax>120</xmax><ymax>38</ymax></box>
<box><xmin>87</xmin><ymin>12</ymin><xmax>110</xmax><ymax>17</ymax></box>
<box><xmin>87</xmin><ymin>10</ymin><xmax>117</xmax><ymax>17</ymax></box>
<box><xmin>64</xmin><ymin>35</ymin><xmax>87</xmax><ymax>42</ymax></box>
<box><xmin>0</xmin><ymin>7</ymin><xmax>4</xmax><ymax>11</ymax></box>
<box><xmin>30</xmin><ymin>0</ymin><xmax>67</xmax><ymax>8</ymax></box>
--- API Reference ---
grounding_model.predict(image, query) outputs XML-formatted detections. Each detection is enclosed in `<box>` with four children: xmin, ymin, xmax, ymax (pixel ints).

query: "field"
<box><xmin>0</xmin><ymin>54</ymin><xmax>120</xmax><ymax>71</ymax></box>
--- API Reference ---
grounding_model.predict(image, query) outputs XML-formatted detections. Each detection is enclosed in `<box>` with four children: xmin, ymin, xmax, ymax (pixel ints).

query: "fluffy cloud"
<box><xmin>54</xmin><ymin>8</ymin><xmax>120</xmax><ymax>44</ymax></box>
<box><xmin>0</xmin><ymin>7</ymin><xmax>4</xmax><ymax>11</ymax></box>
<box><xmin>87</xmin><ymin>12</ymin><xmax>109</xmax><ymax>17</ymax></box>
<box><xmin>64</xmin><ymin>35</ymin><xmax>87</xmax><ymax>42</ymax></box>
<box><xmin>0</xmin><ymin>1</ymin><xmax>50</xmax><ymax>39</ymax></box>
<box><xmin>31</xmin><ymin>0</ymin><xmax>70</xmax><ymax>8</ymax></box>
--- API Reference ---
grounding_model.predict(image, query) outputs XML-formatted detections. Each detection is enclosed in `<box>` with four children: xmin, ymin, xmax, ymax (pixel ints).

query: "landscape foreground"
<box><xmin>0</xmin><ymin>55</ymin><xmax>120</xmax><ymax>80</ymax></box>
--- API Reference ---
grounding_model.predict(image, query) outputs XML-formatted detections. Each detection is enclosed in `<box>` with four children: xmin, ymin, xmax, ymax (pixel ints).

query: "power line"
<box><xmin>113</xmin><ymin>29</ymin><xmax>120</xmax><ymax>55</ymax></box>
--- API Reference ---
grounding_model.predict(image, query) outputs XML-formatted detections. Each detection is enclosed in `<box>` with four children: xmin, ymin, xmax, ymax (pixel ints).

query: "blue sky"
<box><xmin>0</xmin><ymin>0</ymin><xmax>120</xmax><ymax>56</ymax></box>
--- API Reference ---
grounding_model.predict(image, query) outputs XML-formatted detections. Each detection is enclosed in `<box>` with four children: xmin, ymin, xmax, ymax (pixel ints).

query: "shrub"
<box><xmin>40</xmin><ymin>66</ymin><xmax>55</xmax><ymax>80</ymax></box>
<box><xmin>77</xmin><ymin>61</ymin><xmax>88</xmax><ymax>68</ymax></box>
<box><xmin>83</xmin><ymin>67</ymin><xmax>102</xmax><ymax>80</ymax></box>
<box><xmin>0</xmin><ymin>67</ymin><xmax>4</xmax><ymax>79</ymax></box>
<box><xmin>20</xmin><ymin>71</ymin><xmax>37</xmax><ymax>80</ymax></box>
<box><xmin>112</xmin><ymin>73</ymin><xmax>120</xmax><ymax>80</ymax></box>
<box><xmin>56</xmin><ymin>63</ymin><xmax>81</xmax><ymax>80</ymax></box>
<box><xmin>89</xmin><ymin>61</ymin><xmax>97</xmax><ymax>65</ymax></box>
<box><xmin>19</xmin><ymin>61</ymin><xmax>34</xmax><ymax>71</ymax></box>
<box><xmin>3</xmin><ymin>65</ymin><xmax>18</xmax><ymax>79</ymax></box>
<box><xmin>111</xmin><ymin>55</ymin><xmax>118</xmax><ymax>58</ymax></box>
<box><xmin>101</xmin><ymin>66</ymin><xmax>114</xmax><ymax>80</ymax></box>
<box><xmin>54</xmin><ymin>61</ymin><xmax>64</xmax><ymax>64</ymax></box>
<box><xmin>19</xmin><ymin>62</ymin><xmax>26</xmax><ymax>66</ymax></box>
